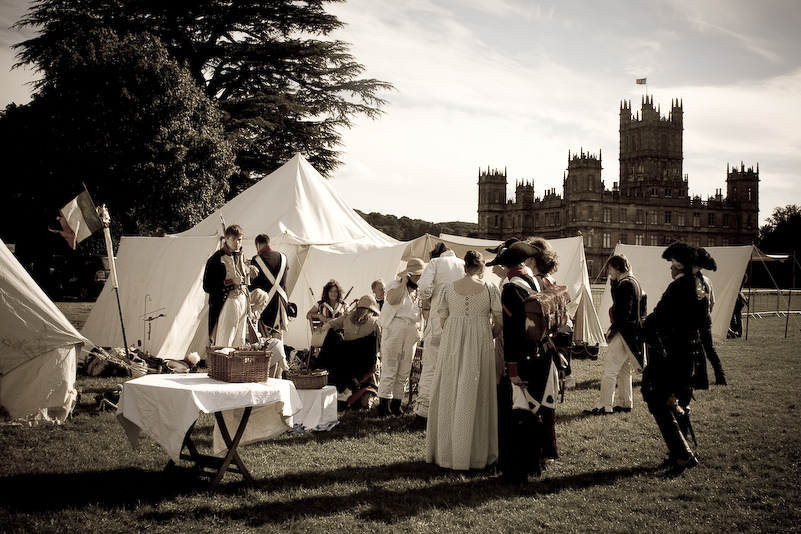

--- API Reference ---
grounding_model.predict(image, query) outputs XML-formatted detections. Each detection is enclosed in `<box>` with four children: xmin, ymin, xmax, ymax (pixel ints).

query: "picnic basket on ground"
<box><xmin>286</xmin><ymin>369</ymin><xmax>328</xmax><ymax>389</ymax></box>
<box><xmin>206</xmin><ymin>346</ymin><xmax>272</xmax><ymax>383</ymax></box>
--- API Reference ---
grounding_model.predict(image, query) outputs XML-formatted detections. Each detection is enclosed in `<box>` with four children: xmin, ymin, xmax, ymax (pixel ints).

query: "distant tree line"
<box><xmin>355</xmin><ymin>211</ymin><xmax>478</xmax><ymax>241</ymax></box>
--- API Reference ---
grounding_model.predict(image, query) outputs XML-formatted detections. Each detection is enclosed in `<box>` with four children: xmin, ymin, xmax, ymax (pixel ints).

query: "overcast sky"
<box><xmin>2</xmin><ymin>0</ymin><xmax>800</xmax><ymax>225</ymax></box>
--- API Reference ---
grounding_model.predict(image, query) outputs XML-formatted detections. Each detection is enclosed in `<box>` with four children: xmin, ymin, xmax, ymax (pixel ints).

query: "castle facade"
<box><xmin>477</xmin><ymin>95</ymin><xmax>759</xmax><ymax>278</ymax></box>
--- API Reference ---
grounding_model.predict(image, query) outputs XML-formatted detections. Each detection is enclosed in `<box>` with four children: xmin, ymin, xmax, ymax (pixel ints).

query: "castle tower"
<box><xmin>564</xmin><ymin>149</ymin><xmax>603</xmax><ymax>199</ymax></box>
<box><xmin>619</xmin><ymin>96</ymin><xmax>687</xmax><ymax>199</ymax></box>
<box><xmin>727</xmin><ymin>162</ymin><xmax>760</xmax><ymax>236</ymax></box>
<box><xmin>477</xmin><ymin>166</ymin><xmax>507</xmax><ymax>240</ymax></box>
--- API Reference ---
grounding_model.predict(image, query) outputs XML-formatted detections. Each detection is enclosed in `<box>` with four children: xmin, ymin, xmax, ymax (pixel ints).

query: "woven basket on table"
<box><xmin>206</xmin><ymin>347</ymin><xmax>272</xmax><ymax>383</ymax></box>
<box><xmin>286</xmin><ymin>369</ymin><xmax>328</xmax><ymax>389</ymax></box>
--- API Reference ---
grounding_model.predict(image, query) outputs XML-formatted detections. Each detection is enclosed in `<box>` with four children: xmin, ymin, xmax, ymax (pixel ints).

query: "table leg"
<box><xmin>209</xmin><ymin>407</ymin><xmax>253</xmax><ymax>490</ymax></box>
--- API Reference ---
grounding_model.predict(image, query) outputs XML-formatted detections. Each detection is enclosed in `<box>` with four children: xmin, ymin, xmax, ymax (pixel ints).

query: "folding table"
<box><xmin>117</xmin><ymin>373</ymin><xmax>302</xmax><ymax>490</ymax></box>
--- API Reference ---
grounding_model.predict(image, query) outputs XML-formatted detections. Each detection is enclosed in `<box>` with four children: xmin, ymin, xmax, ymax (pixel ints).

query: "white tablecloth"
<box><xmin>295</xmin><ymin>385</ymin><xmax>338</xmax><ymax>430</ymax></box>
<box><xmin>117</xmin><ymin>373</ymin><xmax>302</xmax><ymax>462</ymax></box>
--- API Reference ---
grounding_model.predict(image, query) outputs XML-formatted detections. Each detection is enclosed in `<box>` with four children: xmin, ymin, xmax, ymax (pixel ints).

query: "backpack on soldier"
<box><xmin>511</xmin><ymin>277</ymin><xmax>571</xmax><ymax>342</ymax></box>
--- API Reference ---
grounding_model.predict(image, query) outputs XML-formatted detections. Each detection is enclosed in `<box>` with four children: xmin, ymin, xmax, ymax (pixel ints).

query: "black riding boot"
<box><xmin>390</xmin><ymin>398</ymin><xmax>403</xmax><ymax>416</ymax></box>
<box><xmin>377</xmin><ymin>398</ymin><xmax>391</xmax><ymax>417</ymax></box>
<box><xmin>651</xmin><ymin>404</ymin><xmax>697</xmax><ymax>471</ymax></box>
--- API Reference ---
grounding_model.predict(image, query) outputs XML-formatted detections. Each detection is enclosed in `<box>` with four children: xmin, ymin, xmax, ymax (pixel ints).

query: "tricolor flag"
<box><xmin>50</xmin><ymin>189</ymin><xmax>103</xmax><ymax>249</ymax></box>
<box><xmin>636</xmin><ymin>78</ymin><xmax>647</xmax><ymax>85</ymax></box>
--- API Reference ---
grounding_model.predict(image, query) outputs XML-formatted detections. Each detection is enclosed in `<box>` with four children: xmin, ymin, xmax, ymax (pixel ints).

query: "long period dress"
<box><xmin>426</xmin><ymin>281</ymin><xmax>501</xmax><ymax>470</ymax></box>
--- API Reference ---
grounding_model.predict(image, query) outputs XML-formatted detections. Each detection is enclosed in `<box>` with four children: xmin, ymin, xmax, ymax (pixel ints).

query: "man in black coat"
<box><xmin>586</xmin><ymin>254</ymin><xmax>645</xmax><ymax>415</ymax></box>
<box><xmin>250</xmin><ymin>234</ymin><xmax>290</xmax><ymax>337</ymax></box>
<box><xmin>641</xmin><ymin>242</ymin><xmax>707</xmax><ymax>474</ymax></box>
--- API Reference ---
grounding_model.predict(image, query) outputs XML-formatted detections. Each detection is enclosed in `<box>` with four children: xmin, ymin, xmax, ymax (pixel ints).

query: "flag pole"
<box><xmin>98</xmin><ymin>204</ymin><xmax>130</xmax><ymax>355</ymax></box>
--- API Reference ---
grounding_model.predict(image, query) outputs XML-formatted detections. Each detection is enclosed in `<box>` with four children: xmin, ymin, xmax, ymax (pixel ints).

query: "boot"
<box><xmin>651</xmin><ymin>404</ymin><xmax>695</xmax><ymax>470</ymax></box>
<box><xmin>714</xmin><ymin>368</ymin><xmax>728</xmax><ymax>386</ymax></box>
<box><xmin>377</xmin><ymin>398</ymin><xmax>391</xmax><ymax>417</ymax></box>
<box><xmin>390</xmin><ymin>398</ymin><xmax>403</xmax><ymax>416</ymax></box>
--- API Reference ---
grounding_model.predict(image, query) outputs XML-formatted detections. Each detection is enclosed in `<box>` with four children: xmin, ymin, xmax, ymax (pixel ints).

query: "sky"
<box><xmin>2</xmin><ymin>0</ymin><xmax>800</xmax><ymax>225</ymax></box>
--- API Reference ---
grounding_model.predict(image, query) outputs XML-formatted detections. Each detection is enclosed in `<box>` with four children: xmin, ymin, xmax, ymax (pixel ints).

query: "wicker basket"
<box><xmin>286</xmin><ymin>369</ymin><xmax>329</xmax><ymax>389</ymax></box>
<box><xmin>206</xmin><ymin>347</ymin><xmax>272</xmax><ymax>383</ymax></box>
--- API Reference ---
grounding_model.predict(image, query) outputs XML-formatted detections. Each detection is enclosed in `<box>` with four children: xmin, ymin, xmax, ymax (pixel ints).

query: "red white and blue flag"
<box><xmin>636</xmin><ymin>78</ymin><xmax>647</xmax><ymax>85</ymax></box>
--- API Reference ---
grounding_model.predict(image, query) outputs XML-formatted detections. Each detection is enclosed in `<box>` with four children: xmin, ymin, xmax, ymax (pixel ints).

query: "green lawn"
<box><xmin>1</xmin><ymin>312</ymin><xmax>799</xmax><ymax>533</ymax></box>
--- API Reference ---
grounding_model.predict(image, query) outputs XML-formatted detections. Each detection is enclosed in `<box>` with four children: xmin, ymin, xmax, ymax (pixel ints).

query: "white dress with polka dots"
<box><xmin>426</xmin><ymin>281</ymin><xmax>501</xmax><ymax>470</ymax></box>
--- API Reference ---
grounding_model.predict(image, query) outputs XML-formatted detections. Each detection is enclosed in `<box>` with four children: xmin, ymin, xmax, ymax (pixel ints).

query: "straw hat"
<box><xmin>397</xmin><ymin>257</ymin><xmax>427</xmax><ymax>277</ymax></box>
<box><xmin>356</xmin><ymin>294</ymin><xmax>381</xmax><ymax>315</ymax></box>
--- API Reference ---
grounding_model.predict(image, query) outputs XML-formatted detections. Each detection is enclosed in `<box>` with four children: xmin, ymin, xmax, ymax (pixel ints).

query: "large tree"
<box><xmin>0</xmin><ymin>28</ymin><xmax>236</xmax><ymax>258</ymax></box>
<box><xmin>758</xmin><ymin>205</ymin><xmax>801</xmax><ymax>255</ymax></box>
<box><xmin>14</xmin><ymin>0</ymin><xmax>393</xmax><ymax>188</ymax></box>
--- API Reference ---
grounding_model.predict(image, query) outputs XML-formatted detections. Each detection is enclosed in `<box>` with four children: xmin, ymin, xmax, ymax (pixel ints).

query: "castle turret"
<box><xmin>726</xmin><ymin>162</ymin><xmax>760</xmax><ymax>237</ymax></box>
<box><xmin>477</xmin><ymin>166</ymin><xmax>507</xmax><ymax>240</ymax></box>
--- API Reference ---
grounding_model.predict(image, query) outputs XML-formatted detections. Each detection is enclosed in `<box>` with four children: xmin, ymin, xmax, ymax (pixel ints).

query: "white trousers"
<box><xmin>414</xmin><ymin>335</ymin><xmax>441</xmax><ymax>418</ymax></box>
<box><xmin>598</xmin><ymin>334</ymin><xmax>633</xmax><ymax>411</ymax></box>
<box><xmin>213</xmin><ymin>291</ymin><xmax>248</xmax><ymax>348</ymax></box>
<box><xmin>378</xmin><ymin>318</ymin><xmax>419</xmax><ymax>400</ymax></box>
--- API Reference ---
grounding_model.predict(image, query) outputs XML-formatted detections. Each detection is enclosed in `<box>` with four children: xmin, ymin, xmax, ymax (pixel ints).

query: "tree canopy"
<box><xmin>0</xmin><ymin>28</ymin><xmax>236</xmax><ymax>258</ymax></box>
<box><xmin>14</xmin><ymin>0</ymin><xmax>393</xmax><ymax>184</ymax></box>
<box><xmin>758</xmin><ymin>205</ymin><xmax>801</xmax><ymax>255</ymax></box>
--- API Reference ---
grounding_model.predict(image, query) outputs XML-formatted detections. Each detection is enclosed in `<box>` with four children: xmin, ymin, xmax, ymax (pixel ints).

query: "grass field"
<box><xmin>0</xmin><ymin>305</ymin><xmax>799</xmax><ymax>533</ymax></box>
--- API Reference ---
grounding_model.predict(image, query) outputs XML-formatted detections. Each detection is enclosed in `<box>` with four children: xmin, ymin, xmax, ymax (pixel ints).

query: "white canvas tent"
<box><xmin>83</xmin><ymin>154</ymin><xmax>410</xmax><ymax>358</ymax></box>
<box><xmin>83</xmin><ymin>154</ymin><xmax>606</xmax><ymax>360</ymax></box>
<box><xmin>0</xmin><ymin>238</ymin><xmax>84</xmax><ymax>423</ymax></box>
<box><xmin>598</xmin><ymin>244</ymin><xmax>753</xmax><ymax>342</ymax></box>
<box><xmin>405</xmin><ymin>233</ymin><xmax>606</xmax><ymax>347</ymax></box>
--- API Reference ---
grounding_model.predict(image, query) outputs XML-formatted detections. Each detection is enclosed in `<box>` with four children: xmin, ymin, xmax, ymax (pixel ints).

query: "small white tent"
<box><xmin>83</xmin><ymin>154</ymin><xmax>409</xmax><ymax>357</ymax></box>
<box><xmin>598</xmin><ymin>244</ymin><xmax>753</xmax><ymax>342</ymax></box>
<box><xmin>405</xmin><ymin>233</ymin><xmax>606</xmax><ymax>347</ymax></box>
<box><xmin>0</xmin><ymin>239</ymin><xmax>84</xmax><ymax>423</ymax></box>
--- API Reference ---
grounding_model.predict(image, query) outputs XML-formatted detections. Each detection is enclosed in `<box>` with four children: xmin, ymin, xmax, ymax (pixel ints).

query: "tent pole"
<box><xmin>99</xmin><ymin>207</ymin><xmax>130</xmax><ymax>354</ymax></box>
<box><xmin>785</xmin><ymin>251</ymin><xmax>795</xmax><ymax>338</ymax></box>
<box><xmin>745</xmin><ymin>249</ymin><xmax>753</xmax><ymax>341</ymax></box>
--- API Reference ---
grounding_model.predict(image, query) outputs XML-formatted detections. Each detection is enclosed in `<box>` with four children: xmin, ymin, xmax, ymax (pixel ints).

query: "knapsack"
<box><xmin>510</xmin><ymin>276</ymin><xmax>571</xmax><ymax>342</ymax></box>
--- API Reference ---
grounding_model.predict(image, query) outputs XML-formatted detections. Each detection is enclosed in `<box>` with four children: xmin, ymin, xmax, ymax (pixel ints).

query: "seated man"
<box><xmin>316</xmin><ymin>295</ymin><xmax>382</xmax><ymax>408</ymax></box>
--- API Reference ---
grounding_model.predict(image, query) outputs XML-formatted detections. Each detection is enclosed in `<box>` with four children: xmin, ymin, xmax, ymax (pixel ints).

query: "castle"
<box><xmin>477</xmin><ymin>95</ymin><xmax>759</xmax><ymax>278</ymax></box>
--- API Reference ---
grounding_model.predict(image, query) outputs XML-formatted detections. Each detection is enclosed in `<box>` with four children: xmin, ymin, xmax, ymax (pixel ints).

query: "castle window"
<box><xmin>692</xmin><ymin>236</ymin><xmax>701</xmax><ymax>247</ymax></box>
<box><xmin>665</xmin><ymin>211</ymin><xmax>672</xmax><ymax>225</ymax></box>
<box><xmin>678</xmin><ymin>212</ymin><xmax>686</xmax><ymax>226</ymax></box>
<box><xmin>748</xmin><ymin>188</ymin><xmax>753</xmax><ymax>201</ymax></box>
<box><xmin>494</xmin><ymin>215</ymin><xmax>499</xmax><ymax>227</ymax></box>
<box><xmin>603</xmin><ymin>208</ymin><xmax>611</xmax><ymax>223</ymax></box>
<box><xmin>535</xmin><ymin>213</ymin><xmax>540</xmax><ymax>228</ymax></box>
<box><xmin>649</xmin><ymin>235</ymin><xmax>658</xmax><ymax>246</ymax></box>
<box><xmin>620</xmin><ymin>234</ymin><xmax>628</xmax><ymax>245</ymax></box>
<box><xmin>693</xmin><ymin>212</ymin><xmax>700</xmax><ymax>227</ymax></box>
<box><xmin>708</xmin><ymin>238</ymin><xmax>716</xmax><ymax>247</ymax></box>
<box><xmin>650</xmin><ymin>211</ymin><xmax>658</xmax><ymax>225</ymax></box>
<box><xmin>619</xmin><ymin>209</ymin><xmax>627</xmax><ymax>223</ymax></box>
<box><xmin>722</xmin><ymin>238</ymin><xmax>730</xmax><ymax>246</ymax></box>
<box><xmin>570</xmin><ymin>206</ymin><xmax>576</xmax><ymax>222</ymax></box>
<box><xmin>666</xmin><ymin>189</ymin><xmax>672</xmax><ymax>197</ymax></box>
<box><xmin>723</xmin><ymin>214</ymin><xmax>730</xmax><ymax>228</ymax></box>
<box><xmin>635</xmin><ymin>234</ymin><xmax>644</xmax><ymax>246</ymax></box>
<box><xmin>707</xmin><ymin>213</ymin><xmax>715</xmax><ymax>227</ymax></box>
<box><xmin>603</xmin><ymin>232</ymin><xmax>612</xmax><ymax>249</ymax></box>
<box><xmin>588</xmin><ymin>206</ymin><xmax>594</xmax><ymax>221</ymax></box>
<box><xmin>651</xmin><ymin>188</ymin><xmax>659</xmax><ymax>197</ymax></box>
<box><xmin>636</xmin><ymin>209</ymin><xmax>644</xmax><ymax>224</ymax></box>
<box><xmin>747</xmin><ymin>214</ymin><xmax>752</xmax><ymax>229</ymax></box>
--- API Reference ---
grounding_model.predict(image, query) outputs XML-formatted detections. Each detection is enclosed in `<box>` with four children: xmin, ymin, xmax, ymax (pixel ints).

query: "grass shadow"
<box><xmin>138</xmin><ymin>461</ymin><xmax>663</xmax><ymax>526</ymax></box>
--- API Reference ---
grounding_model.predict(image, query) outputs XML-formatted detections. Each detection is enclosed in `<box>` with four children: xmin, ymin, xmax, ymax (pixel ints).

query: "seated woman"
<box><xmin>316</xmin><ymin>295</ymin><xmax>382</xmax><ymax>408</ymax></box>
<box><xmin>306</xmin><ymin>279</ymin><xmax>347</xmax><ymax>326</ymax></box>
